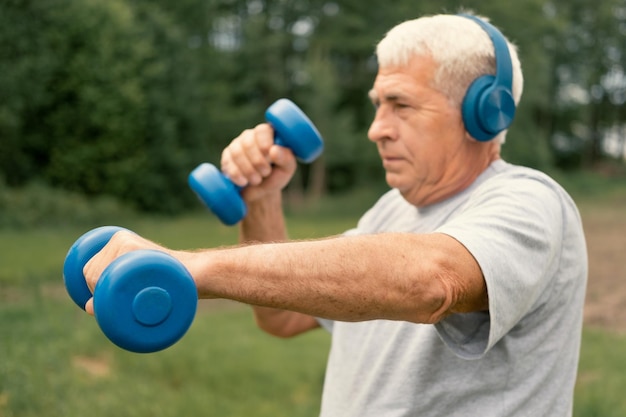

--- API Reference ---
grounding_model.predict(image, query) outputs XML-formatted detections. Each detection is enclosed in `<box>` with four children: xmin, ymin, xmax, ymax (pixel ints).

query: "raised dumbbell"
<box><xmin>188</xmin><ymin>98</ymin><xmax>324</xmax><ymax>225</ymax></box>
<box><xmin>63</xmin><ymin>226</ymin><xmax>197</xmax><ymax>353</ymax></box>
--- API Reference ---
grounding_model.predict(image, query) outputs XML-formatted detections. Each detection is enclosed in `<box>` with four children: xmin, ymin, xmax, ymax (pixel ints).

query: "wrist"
<box><xmin>177</xmin><ymin>249</ymin><xmax>216</xmax><ymax>299</ymax></box>
<box><xmin>241</xmin><ymin>192</ymin><xmax>288</xmax><ymax>243</ymax></box>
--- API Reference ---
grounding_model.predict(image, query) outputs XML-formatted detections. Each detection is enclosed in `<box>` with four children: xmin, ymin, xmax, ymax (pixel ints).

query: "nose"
<box><xmin>367</xmin><ymin>106</ymin><xmax>396</xmax><ymax>143</ymax></box>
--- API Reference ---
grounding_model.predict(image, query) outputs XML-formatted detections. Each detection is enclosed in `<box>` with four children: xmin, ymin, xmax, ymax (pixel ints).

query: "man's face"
<box><xmin>368</xmin><ymin>54</ymin><xmax>483</xmax><ymax>207</ymax></box>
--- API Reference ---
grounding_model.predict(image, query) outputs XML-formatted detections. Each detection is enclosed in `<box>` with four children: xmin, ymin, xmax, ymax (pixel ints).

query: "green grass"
<box><xmin>2</xmin><ymin>207</ymin><xmax>626</xmax><ymax>416</ymax></box>
<box><xmin>0</xmin><ymin>295</ymin><xmax>330</xmax><ymax>417</ymax></box>
<box><xmin>0</xmin><ymin>213</ymin><xmax>348</xmax><ymax>417</ymax></box>
<box><xmin>574</xmin><ymin>329</ymin><xmax>626</xmax><ymax>417</ymax></box>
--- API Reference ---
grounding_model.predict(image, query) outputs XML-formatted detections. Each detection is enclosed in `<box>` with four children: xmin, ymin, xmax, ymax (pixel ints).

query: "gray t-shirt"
<box><xmin>317</xmin><ymin>160</ymin><xmax>587</xmax><ymax>417</ymax></box>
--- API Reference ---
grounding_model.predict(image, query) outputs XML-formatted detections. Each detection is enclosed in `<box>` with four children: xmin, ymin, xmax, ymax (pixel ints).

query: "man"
<box><xmin>84</xmin><ymin>13</ymin><xmax>587</xmax><ymax>416</ymax></box>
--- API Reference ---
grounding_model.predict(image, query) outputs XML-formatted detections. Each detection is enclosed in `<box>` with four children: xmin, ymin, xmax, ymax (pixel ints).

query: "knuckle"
<box><xmin>239</xmin><ymin>130</ymin><xmax>257</xmax><ymax>150</ymax></box>
<box><xmin>109</xmin><ymin>231</ymin><xmax>138</xmax><ymax>253</ymax></box>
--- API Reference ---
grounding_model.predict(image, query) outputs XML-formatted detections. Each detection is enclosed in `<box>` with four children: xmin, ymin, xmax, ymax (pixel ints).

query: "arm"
<box><xmin>82</xmin><ymin>227</ymin><xmax>488</xmax><ymax>326</ymax></box>
<box><xmin>185</xmin><ymin>232</ymin><xmax>488</xmax><ymax>324</ymax></box>
<box><xmin>219</xmin><ymin>125</ymin><xmax>487</xmax><ymax>322</ymax></box>
<box><xmin>223</xmin><ymin>123</ymin><xmax>320</xmax><ymax>337</ymax></box>
<box><xmin>239</xmin><ymin>193</ymin><xmax>321</xmax><ymax>337</ymax></box>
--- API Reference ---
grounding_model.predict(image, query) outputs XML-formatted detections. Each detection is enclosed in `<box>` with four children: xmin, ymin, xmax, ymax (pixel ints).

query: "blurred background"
<box><xmin>1</xmin><ymin>0</ymin><xmax>625</xmax><ymax>218</ymax></box>
<box><xmin>1</xmin><ymin>0</ymin><xmax>625</xmax><ymax>416</ymax></box>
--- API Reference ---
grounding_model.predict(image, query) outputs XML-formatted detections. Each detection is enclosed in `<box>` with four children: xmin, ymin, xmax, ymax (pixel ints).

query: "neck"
<box><xmin>405</xmin><ymin>142</ymin><xmax>500</xmax><ymax>207</ymax></box>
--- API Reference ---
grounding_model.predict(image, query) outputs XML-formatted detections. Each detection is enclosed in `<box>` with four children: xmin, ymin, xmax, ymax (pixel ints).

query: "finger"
<box><xmin>253</xmin><ymin>124</ymin><xmax>275</xmax><ymax>154</ymax></box>
<box><xmin>226</xmin><ymin>147</ymin><xmax>258</xmax><ymax>186</ymax></box>
<box><xmin>239</xmin><ymin>131</ymin><xmax>272</xmax><ymax>185</ymax></box>
<box><xmin>85</xmin><ymin>298</ymin><xmax>95</xmax><ymax>316</ymax></box>
<box><xmin>223</xmin><ymin>129</ymin><xmax>270</xmax><ymax>186</ymax></box>
<box><xmin>83</xmin><ymin>257</ymin><xmax>97</xmax><ymax>293</ymax></box>
<box><xmin>269</xmin><ymin>144</ymin><xmax>297</xmax><ymax>173</ymax></box>
<box><xmin>220</xmin><ymin>154</ymin><xmax>241</xmax><ymax>187</ymax></box>
<box><xmin>250</xmin><ymin>124</ymin><xmax>274</xmax><ymax>178</ymax></box>
<box><xmin>81</xmin><ymin>230</ymin><xmax>144</xmax><ymax>293</ymax></box>
<box><xmin>221</xmin><ymin>130</ymin><xmax>254</xmax><ymax>186</ymax></box>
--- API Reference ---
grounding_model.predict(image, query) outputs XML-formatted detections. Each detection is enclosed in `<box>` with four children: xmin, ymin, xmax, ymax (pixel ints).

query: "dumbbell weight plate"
<box><xmin>63</xmin><ymin>226</ymin><xmax>128</xmax><ymax>310</ymax></box>
<box><xmin>93</xmin><ymin>249</ymin><xmax>198</xmax><ymax>353</ymax></box>
<box><xmin>188</xmin><ymin>163</ymin><xmax>246</xmax><ymax>226</ymax></box>
<box><xmin>265</xmin><ymin>98</ymin><xmax>324</xmax><ymax>163</ymax></box>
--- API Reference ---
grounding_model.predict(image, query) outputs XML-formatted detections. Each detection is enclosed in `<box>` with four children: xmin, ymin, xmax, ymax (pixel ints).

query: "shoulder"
<box><xmin>478</xmin><ymin>161</ymin><xmax>566</xmax><ymax>195</ymax></box>
<box><xmin>469</xmin><ymin>161</ymin><xmax>578</xmax><ymax>219</ymax></box>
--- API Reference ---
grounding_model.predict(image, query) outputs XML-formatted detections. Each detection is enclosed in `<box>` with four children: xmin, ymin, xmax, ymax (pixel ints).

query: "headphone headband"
<box><xmin>458</xmin><ymin>14</ymin><xmax>513</xmax><ymax>93</ymax></box>
<box><xmin>458</xmin><ymin>14</ymin><xmax>517</xmax><ymax>142</ymax></box>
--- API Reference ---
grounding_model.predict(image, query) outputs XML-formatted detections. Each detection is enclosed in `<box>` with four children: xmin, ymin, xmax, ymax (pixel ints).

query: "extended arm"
<box><xmin>82</xmin><ymin>220</ymin><xmax>488</xmax><ymax>332</ymax></box>
<box><xmin>184</xmin><ymin>231</ymin><xmax>488</xmax><ymax>325</ymax></box>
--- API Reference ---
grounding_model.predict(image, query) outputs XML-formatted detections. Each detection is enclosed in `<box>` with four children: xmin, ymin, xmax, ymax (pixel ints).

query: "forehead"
<box><xmin>369</xmin><ymin>54</ymin><xmax>438</xmax><ymax>101</ymax></box>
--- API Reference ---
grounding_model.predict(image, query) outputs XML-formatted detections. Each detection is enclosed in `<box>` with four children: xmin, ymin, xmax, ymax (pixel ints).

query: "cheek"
<box><xmin>439</xmin><ymin>108</ymin><xmax>466</xmax><ymax>140</ymax></box>
<box><xmin>403</xmin><ymin>129</ymin><xmax>454</xmax><ymax>179</ymax></box>
<box><xmin>401</xmin><ymin>121</ymin><xmax>439</xmax><ymax>162</ymax></box>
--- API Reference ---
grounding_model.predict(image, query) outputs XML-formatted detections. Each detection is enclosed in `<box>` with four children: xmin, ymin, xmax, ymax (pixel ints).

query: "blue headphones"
<box><xmin>458</xmin><ymin>14</ymin><xmax>516</xmax><ymax>142</ymax></box>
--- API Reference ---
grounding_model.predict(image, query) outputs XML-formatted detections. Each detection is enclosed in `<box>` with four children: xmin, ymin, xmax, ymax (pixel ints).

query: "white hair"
<box><xmin>375</xmin><ymin>14</ymin><xmax>524</xmax><ymax>144</ymax></box>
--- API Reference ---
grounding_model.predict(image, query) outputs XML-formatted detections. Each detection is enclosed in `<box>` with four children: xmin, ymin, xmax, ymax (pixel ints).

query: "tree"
<box><xmin>540</xmin><ymin>0</ymin><xmax>626</xmax><ymax>169</ymax></box>
<box><xmin>2</xmin><ymin>0</ymin><xmax>623</xmax><ymax>215</ymax></box>
<box><xmin>0</xmin><ymin>0</ymin><xmax>211</xmax><ymax>212</ymax></box>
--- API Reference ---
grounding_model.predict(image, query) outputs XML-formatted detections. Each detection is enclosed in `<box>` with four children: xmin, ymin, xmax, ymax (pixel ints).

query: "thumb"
<box><xmin>85</xmin><ymin>298</ymin><xmax>95</xmax><ymax>316</ymax></box>
<box><xmin>270</xmin><ymin>145</ymin><xmax>297</xmax><ymax>173</ymax></box>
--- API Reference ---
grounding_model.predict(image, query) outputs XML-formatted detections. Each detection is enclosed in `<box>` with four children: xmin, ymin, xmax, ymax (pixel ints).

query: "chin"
<box><xmin>385</xmin><ymin>173</ymin><xmax>406</xmax><ymax>191</ymax></box>
<box><xmin>386</xmin><ymin>175</ymin><xmax>420</xmax><ymax>203</ymax></box>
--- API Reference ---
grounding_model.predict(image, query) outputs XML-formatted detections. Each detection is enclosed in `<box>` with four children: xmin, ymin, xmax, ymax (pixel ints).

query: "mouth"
<box><xmin>381</xmin><ymin>155</ymin><xmax>404</xmax><ymax>169</ymax></box>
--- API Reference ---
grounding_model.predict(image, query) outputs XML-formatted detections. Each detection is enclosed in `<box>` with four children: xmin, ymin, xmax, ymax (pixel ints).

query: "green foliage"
<box><xmin>0</xmin><ymin>0</ymin><xmax>210</xmax><ymax>212</ymax></box>
<box><xmin>533</xmin><ymin>0</ymin><xmax>626</xmax><ymax>168</ymax></box>
<box><xmin>0</xmin><ymin>179</ymin><xmax>135</xmax><ymax>230</ymax></box>
<box><xmin>549</xmin><ymin>166</ymin><xmax>626</xmax><ymax>202</ymax></box>
<box><xmin>1</xmin><ymin>0</ymin><xmax>624</xmax><ymax>213</ymax></box>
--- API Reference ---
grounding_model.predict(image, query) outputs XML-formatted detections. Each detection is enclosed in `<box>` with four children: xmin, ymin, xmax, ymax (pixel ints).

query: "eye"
<box><xmin>394</xmin><ymin>102</ymin><xmax>411</xmax><ymax>111</ymax></box>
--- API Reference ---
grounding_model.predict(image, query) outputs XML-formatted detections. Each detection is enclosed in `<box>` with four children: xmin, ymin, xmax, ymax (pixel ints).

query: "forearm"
<box><xmin>185</xmin><ymin>232</ymin><xmax>486</xmax><ymax>324</ymax></box>
<box><xmin>239</xmin><ymin>191</ymin><xmax>288</xmax><ymax>243</ymax></box>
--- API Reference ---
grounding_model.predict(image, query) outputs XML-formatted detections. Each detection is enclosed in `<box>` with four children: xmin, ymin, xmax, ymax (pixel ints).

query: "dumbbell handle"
<box><xmin>188</xmin><ymin>99</ymin><xmax>323</xmax><ymax>225</ymax></box>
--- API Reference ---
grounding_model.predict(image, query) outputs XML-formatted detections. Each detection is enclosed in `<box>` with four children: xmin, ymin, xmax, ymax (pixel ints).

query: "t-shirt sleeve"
<box><xmin>316</xmin><ymin>317</ymin><xmax>334</xmax><ymax>333</ymax></box>
<box><xmin>434</xmin><ymin>175</ymin><xmax>565</xmax><ymax>359</ymax></box>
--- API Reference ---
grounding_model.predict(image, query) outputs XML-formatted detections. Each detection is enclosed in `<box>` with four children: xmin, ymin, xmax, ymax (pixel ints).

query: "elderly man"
<box><xmin>84</xmin><ymin>13</ymin><xmax>587</xmax><ymax>417</ymax></box>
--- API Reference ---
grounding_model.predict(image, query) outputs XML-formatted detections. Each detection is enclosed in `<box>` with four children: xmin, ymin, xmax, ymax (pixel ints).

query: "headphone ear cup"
<box><xmin>462</xmin><ymin>75</ymin><xmax>516</xmax><ymax>142</ymax></box>
<box><xmin>462</xmin><ymin>75</ymin><xmax>497</xmax><ymax>142</ymax></box>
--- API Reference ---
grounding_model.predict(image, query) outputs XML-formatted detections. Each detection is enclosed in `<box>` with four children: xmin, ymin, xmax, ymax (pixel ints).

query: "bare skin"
<box><xmin>83</xmin><ymin>54</ymin><xmax>495</xmax><ymax>337</ymax></box>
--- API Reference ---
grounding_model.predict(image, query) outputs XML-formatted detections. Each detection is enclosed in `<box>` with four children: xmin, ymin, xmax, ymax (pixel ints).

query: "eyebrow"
<box><xmin>368</xmin><ymin>90</ymin><xmax>406</xmax><ymax>105</ymax></box>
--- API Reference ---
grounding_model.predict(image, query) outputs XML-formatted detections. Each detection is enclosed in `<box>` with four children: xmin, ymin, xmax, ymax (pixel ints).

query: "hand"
<box><xmin>82</xmin><ymin>230</ymin><xmax>170</xmax><ymax>315</ymax></box>
<box><xmin>220</xmin><ymin>123</ymin><xmax>297</xmax><ymax>202</ymax></box>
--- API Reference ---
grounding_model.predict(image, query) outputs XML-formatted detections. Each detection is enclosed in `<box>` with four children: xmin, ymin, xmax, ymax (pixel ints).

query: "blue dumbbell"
<box><xmin>188</xmin><ymin>98</ymin><xmax>324</xmax><ymax>225</ymax></box>
<box><xmin>63</xmin><ymin>226</ymin><xmax>197</xmax><ymax>353</ymax></box>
